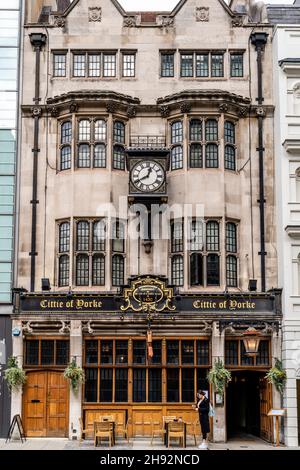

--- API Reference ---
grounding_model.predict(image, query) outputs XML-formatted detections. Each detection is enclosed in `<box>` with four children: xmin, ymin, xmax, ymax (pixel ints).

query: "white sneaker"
<box><xmin>198</xmin><ymin>441</ymin><xmax>208</xmax><ymax>449</ymax></box>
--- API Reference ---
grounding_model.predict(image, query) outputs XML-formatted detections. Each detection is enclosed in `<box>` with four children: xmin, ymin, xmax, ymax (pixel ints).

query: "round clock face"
<box><xmin>131</xmin><ymin>161</ymin><xmax>164</xmax><ymax>192</ymax></box>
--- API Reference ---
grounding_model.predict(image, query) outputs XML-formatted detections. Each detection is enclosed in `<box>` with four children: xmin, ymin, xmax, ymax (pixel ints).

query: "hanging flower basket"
<box><xmin>265</xmin><ymin>358</ymin><xmax>287</xmax><ymax>395</ymax></box>
<box><xmin>207</xmin><ymin>358</ymin><xmax>232</xmax><ymax>396</ymax></box>
<box><xmin>63</xmin><ymin>360</ymin><xmax>85</xmax><ymax>393</ymax></box>
<box><xmin>4</xmin><ymin>356</ymin><xmax>27</xmax><ymax>392</ymax></box>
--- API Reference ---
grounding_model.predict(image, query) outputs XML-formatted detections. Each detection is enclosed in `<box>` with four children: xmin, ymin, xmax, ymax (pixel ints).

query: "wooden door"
<box><xmin>23</xmin><ymin>371</ymin><xmax>68</xmax><ymax>437</ymax></box>
<box><xmin>260</xmin><ymin>377</ymin><xmax>273</xmax><ymax>442</ymax></box>
<box><xmin>23</xmin><ymin>371</ymin><xmax>47</xmax><ymax>437</ymax></box>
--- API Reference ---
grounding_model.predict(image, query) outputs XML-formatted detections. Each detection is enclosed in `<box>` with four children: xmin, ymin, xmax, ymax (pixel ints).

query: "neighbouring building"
<box><xmin>267</xmin><ymin>0</ymin><xmax>300</xmax><ymax>448</ymax></box>
<box><xmin>0</xmin><ymin>0</ymin><xmax>22</xmax><ymax>438</ymax></box>
<box><xmin>12</xmin><ymin>0</ymin><xmax>283</xmax><ymax>443</ymax></box>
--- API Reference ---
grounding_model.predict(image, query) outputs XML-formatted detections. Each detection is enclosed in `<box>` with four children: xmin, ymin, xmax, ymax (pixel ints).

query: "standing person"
<box><xmin>195</xmin><ymin>390</ymin><xmax>210</xmax><ymax>449</ymax></box>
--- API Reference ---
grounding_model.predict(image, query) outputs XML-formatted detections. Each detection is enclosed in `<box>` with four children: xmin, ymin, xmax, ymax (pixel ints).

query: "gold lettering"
<box><xmin>193</xmin><ymin>300</ymin><xmax>217</xmax><ymax>309</ymax></box>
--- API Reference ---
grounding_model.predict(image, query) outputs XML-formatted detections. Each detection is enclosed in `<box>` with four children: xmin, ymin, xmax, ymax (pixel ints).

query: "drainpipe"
<box><xmin>250</xmin><ymin>32</ymin><xmax>268</xmax><ymax>293</ymax></box>
<box><xmin>29</xmin><ymin>33</ymin><xmax>47</xmax><ymax>292</ymax></box>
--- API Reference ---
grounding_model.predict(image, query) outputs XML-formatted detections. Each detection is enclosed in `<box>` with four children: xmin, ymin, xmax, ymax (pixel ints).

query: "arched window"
<box><xmin>77</xmin><ymin>221</ymin><xmax>90</xmax><ymax>251</ymax></box>
<box><xmin>190</xmin><ymin>253</ymin><xmax>203</xmax><ymax>286</ymax></box>
<box><xmin>226</xmin><ymin>223</ymin><xmax>237</xmax><ymax>253</ymax></box>
<box><xmin>61</xmin><ymin>121</ymin><xmax>72</xmax><ymax>144</ymax></box>
<box><xmin>113</xmin><ymin>145</ymin><xmax>125</xmax><ymax>170</ymax></box>
<box><xmin>205</xmin><ymin>119</ymin><xmax>218</xmax><ymax>141</ymax></box>
<box><xmin>114</xmin><ymin>121</ymin><xmax>125</xmax><ymax>144</ymax></box>
<box><xmin>225</xmin><ymin>121</ymin><xmax>236</xmax><ymax>171</ymax></box>
<box><xmin>60</xmin><ymin>121</ymin><xmax>72</xmax><ymax>171</ymax></box>
<box><xmin>190</xmin><ymin>143</ymin><xmax>203</xmax><ymax>168</ymax></box>
<box><xmin>95</xmin><ymin>119</ymin><xmax>107</xmax><ymax>141</ymax></box>
<box><xmin>172</xmin><ymin>255</ymin><xmax>184</xmax><ymax>286</ymax></box>
<box><xmin>59</xmin><ymin>222</ymin><xmax>70</xmax><ymax>253</ymax></box>
<box><xmin>206</xmin><ymin>221</ymin><xmax>219</xmax><ymax>251</ymax></box>
<box><xmin>76</xmin><ymin>254</ymin><xmax>89</xmax><ymax>286</ymax></box>
<box><xmin>93</xmin><ymin>220</ymin><xmax>106</xmax><ymax>251</ymax></box>
<box><xmin>207</xmin><ymin>254</ymin><xmax>220</xmax><ymax>286</ymax></box>
<box><xmin>190</xmin><ymin>119</ymin><xmax>202</xmax><ymax>141</ymax></box>
<box><xmin>60</xmin><ymin>146</ymin><xmax>71</xmax><ymax>171</ymax></box>
<box><xmin>112</xmin><ymin>254</ymin><xmax>124</xmax><ymax>287</ymax></box>
<box><xmin>59</xmin><ymin>255</ymin><xmax>69</xmax><ymax>287</ymax></box>
<box><xmin>225</xmin><ymin>145</ymin><xmax>236</xmax><ymax>171</ymax></box>
<box><xmin>79</xmin><ymin>120</ymin><xmax>91</xmax><ymax>141</ymax></box>
<box><xmin>78</xmin><ymin>143</ymin><xmax>91</xmax><ymax>168</ymax></box>
<box><xmin>226</xmin><ymin>255</ymin><xmax>238</xmax><ymax>287</ymax></box>
<box><xmin>92</xmin><ymin>254</ymin><xmax>105</xmax><ymax>286</ymax></box>
<box><xmin>171</xmin><ymin>145</ymin><xmax>183</xmax><ymax>170</ymax></box>
<box><xmin>206</xmin><ymin>143</ymin><xmax>218</xmax><ymax>168</ymax></box>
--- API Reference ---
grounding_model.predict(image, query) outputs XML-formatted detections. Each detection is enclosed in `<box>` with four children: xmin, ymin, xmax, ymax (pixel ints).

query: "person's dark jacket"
<box><xmin>197</xmin><ymin>397</ymin><xmax>210</xmax><ymax>434</ymax></box>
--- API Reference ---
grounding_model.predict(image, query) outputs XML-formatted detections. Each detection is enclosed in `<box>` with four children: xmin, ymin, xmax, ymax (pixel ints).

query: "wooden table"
<box><xmin>164</xmin><ymin>421</ymin><xmax>186</xmax><ymax>448</ymax></box>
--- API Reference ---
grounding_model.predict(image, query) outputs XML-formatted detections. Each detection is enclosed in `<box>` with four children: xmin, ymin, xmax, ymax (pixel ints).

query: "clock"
<box><xmin>131</xmin><ymin>160</ymin><xmax>165</xmax><ymax>193</ymax></box>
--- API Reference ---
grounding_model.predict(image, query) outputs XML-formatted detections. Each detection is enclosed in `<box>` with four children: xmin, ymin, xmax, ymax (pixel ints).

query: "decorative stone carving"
<box><xmin>69</xmin><ymin>102</ymin><xmax>78</xmax><ymax>114</ymax></box>
<box><xmin>238</xmin><ymin>107</ymin><xmax>249</xmax><ymax>117</ymax></box>
<box><xmin>88</xmin><ymin>7</ymin><xmax>102</xmax><ymax>22</ymax></box>
<box><xmin>127</xmin><ymin>105</ymin><xmax>137</xmax><ymax>118</ymax></box>
<box><xmin>158</xmin><ymin>16</ymin><xmax>174</xmax><ymax>27</ymax></box>
<box><xmin>219</xmin><ymin>103</ymin><xmax>229</xmax><ymax>113</ymax></box>
<box><xmin>256</xmin><ymin>106</ymin><xmax>266</xmax><ymax>117</ymax></box>
<box><xmin>195</xmin><ymin>7</ymin><xmax>209</xmax><ymax>22</ymax></box>
<box><xmin>246</xmin><ymin>0</ymin><xmax>268</xmax><ymax>24</ymax></box>
<box><xmin>49</xmin><ymin>106</ymin><xmax>60</xmax><ymax>117</ymax></box>
<box><xmin>31</xmin><ymin>106</ymin><xmax>42</xmax><ymax>117</ymax></box>
<box><xmin>180</xmin><ymin>101</ymin><xmax>192</xmax><ymax>113</ymax></box>
<box><xmin>159</xmin><ymin>105</ymin><xmax>170</xmax><ymax>118</ymax></box>
<box><xmin>232</xmin><ymin>15</ymin><xmax>244</xmax><ymax>27</ymax></box>
<box><xmin>123</xmin><ymin>16</ymin><xmax>137</xmax><ymax>27</ymax></box>
<box><xmin>53</xmin><ymin>16</ymin><xmax>66</xmax><ymax>28</ymax></box>
<box><xmin>106</xmin><ymin>101</ymin><xmax>118</xmax><ymax>114</ymax></box>
<box><xmin>59</xmin><ymin>321</ymin><xmax>70</xmax><ymax>334</ymax></box>
<box><xmin>22</xmin><ymin>321</ymin><xmax>33</xmax><ymax>334</ymax></box>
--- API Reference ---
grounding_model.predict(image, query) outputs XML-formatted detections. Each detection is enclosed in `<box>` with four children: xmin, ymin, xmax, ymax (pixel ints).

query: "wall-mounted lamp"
<box><xmin>242</xmin><ymin>327</ymin><xmax>261</xmax><ymax>357</ymax></box>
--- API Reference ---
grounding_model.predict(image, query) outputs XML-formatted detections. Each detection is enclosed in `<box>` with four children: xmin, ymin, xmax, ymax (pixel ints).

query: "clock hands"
<box><xmin>139</xmin><ymin>167</ymin><xmax>153</xmax><ymax>182</ymax></box>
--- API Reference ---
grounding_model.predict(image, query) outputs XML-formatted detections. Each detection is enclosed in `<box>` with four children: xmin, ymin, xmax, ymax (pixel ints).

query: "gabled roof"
<box><xmin>62</xmin><ymin>0</ymin><xmax>234</xmax><ymax>18</ymax></box>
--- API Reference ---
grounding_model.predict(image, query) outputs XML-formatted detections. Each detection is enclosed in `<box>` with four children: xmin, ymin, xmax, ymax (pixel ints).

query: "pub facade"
<box><xmin>12</xmin><ymin>0</ymin><xmax>282</xmax><ymax>443</ymax></box>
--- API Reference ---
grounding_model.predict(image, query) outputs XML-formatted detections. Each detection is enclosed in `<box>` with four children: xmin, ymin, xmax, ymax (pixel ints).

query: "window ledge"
<box><xmin>285</xmin><ymin>225</ymin><xmax>300</xmax><ymax>238</ymax></box>
<box><xmin>283</xmin><ymin>139</ymin><xmax>300</xmax><ymax>154</ymax></box>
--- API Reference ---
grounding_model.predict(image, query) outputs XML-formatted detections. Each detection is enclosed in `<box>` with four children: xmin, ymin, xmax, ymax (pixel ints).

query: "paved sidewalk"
<box><xmin>0</xmin><ymin>436</ymin><xmax>298</xmax><ymax>451</ymax></box>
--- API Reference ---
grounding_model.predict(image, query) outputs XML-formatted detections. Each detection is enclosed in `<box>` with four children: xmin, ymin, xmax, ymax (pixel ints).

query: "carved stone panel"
<box><xmin>196</xmin><ymin>7</ymin><xmax>209</xmax><ymax>22</ymax></box>
<box><xmin>89</xmin><ymin>7</ymin><xmax>102</xmax><ymax>22</ymax></box>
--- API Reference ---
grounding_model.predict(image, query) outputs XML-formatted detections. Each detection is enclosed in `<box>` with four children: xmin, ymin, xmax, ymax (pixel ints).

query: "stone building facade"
<box><xmin>267</xmin><ymin>0</ymin><xmax>300</xmax><ymax>448</ymax></box>
<box><xmin>11</xmin><ymin>0</ymin><xmax>283</xmax><ymax>443</ymax></box>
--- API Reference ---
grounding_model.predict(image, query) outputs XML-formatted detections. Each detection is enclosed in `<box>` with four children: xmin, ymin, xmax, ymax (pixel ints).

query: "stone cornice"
<box><xmin>46</xmin><ymin>90</ymin><xmax>140</xmax><ymax>106</ymax></box>
<box><xmin>285</xmin><ymin>225</ymin><xmax>300</xmax><ymax>239</ymax></box>
<box><xmin>283</xmin><ymin>139</ymin><xmax>300</xmax><ymax>154</ymax></box>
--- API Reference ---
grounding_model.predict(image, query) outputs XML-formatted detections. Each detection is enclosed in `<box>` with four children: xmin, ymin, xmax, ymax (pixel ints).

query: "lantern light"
<box><xmin>242</xmin><ymin>327</ymin><xmax>261</xmax><ymax>357</ymax></box>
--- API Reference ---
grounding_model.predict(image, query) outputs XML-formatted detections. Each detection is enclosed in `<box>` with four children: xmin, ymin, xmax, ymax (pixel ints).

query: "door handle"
<box><xmin>31</xmin><ymin>399</ymin><xmax>40</xmax><ymax>403</ymax></box>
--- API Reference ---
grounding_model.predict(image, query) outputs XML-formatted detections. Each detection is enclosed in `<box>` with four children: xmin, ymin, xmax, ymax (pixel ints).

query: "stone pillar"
<box><xmin>10</xmin><ymin>320</ymin><xmax>23</xmax><ymax>421</ymax></box>
<box><xmin>68</xmin><ymin>320</ymin><xmax>83</xmax><ymax>440</ymax></box>
<box><xmin>272</xmin><ymin>329</ymin><xmax>284</xmax><ymax>443</ymax></box>
<box><xmin>211</xmin><ymin>321</ymin><xmax>226</xmax><ymax>442</ymax></box>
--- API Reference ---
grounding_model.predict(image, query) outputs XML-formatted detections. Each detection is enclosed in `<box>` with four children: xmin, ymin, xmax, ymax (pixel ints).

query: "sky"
<box><xmin>118</xmin><ymin>0</ymin><xmax>294</xmax><ymax>11</ymax></box>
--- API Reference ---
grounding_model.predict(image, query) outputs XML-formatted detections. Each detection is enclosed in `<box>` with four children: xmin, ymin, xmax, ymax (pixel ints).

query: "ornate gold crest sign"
<box><xmin>120</xmin><ymin>276</ymin><xmax>176</xmax><ymax>313</ymax></box>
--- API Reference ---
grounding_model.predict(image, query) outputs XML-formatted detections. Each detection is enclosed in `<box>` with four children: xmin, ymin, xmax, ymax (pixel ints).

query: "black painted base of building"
<box><xmin>0</xmin><ymin>315</ymin><xmax>12</xmax><ymax>438</ymax></box>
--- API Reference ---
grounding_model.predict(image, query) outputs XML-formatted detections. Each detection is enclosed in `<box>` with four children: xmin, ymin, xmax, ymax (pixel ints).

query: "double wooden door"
<box><xmin>23</xmin><ymin>371</ymin><xmax>69</xmax><ymax>437</ymax></box>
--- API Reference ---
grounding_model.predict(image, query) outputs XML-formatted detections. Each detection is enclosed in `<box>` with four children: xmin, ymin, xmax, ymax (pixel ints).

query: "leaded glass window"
<box><xmin>92</xmin><ymin>254</ymin><xmax>105</xmax><ymax>286</ymax></box>
<box><xmin>79</xmin><ymin>120</ymin><xmax>91</xmax><ymax>141</ymax></box>
<box><xmin>190</xmin><ymin>143</ymin><xmax>202</xmax><ymax>168</ymax></box>
<box><xmin>73</xmin><ymin>54</ymin><xmax>86</xmax><ymax>77</ymax></box>
<box><xmin>226</xmin><ymin>223</ymin><xmax>237</xmax><ymax>253</ymax></box>
<box><xmin>59</xmin><ymin>255</ymin><xmax>69</xmax><ymax>287</ymax></box>
<box><xmin>59</xmin><ymin>222</ymin><xmax>70</xmax><ymax>253</ymax></box>
<box><xmin>93</xmin><ymin>220</ymin><xmax>106</xmax><ymax>251</ymax></box>
<box><xmin>103</xmin><ymin>54</ymin><xmax>116</xmax><ymax>77</ymax></box>
<box><xmin>171</xmin><ymin>121</ymin><xmax>183</xmax><ymax>144</ymax></box>
<box><xmin>211</xmin><ymin>53</ymin><xmax>224</xmax><ymax>77</ymax></box>
<box><xmin>190</xmin><ymin>220</ymin><xmax>203</xmax><ymax>251</ymax></box>
<box><xmin>181</xmin><ymin>54</ymin><xmax>193</xmax><ymax>77</ymax></box>
<box><xmin>230</xmin><ymin>53</ymin><xmax>243</xmax><ymax>77</ymax></box>
<box><xmin>161</xmin><ymin>53</ymin><xmax>174</xmax><ymax>77</ymax></box>
<box><xmin>224</xmin><ymin>121</ymin><xmax>235</xmax><ymax>144</ymax></box>
<box><xmin>225</xmin><ymin>145</ymin><xmax>236</xmax><ymax>171</ymax></box>
<box><xmin>78</xmin><ymin>144</ymin><xmax>91</xmax><ymax>168</ymax></box>
<box><xmin>205</xmin><ymin>144</ymin><xmax>218</xmax><ymax>168</ymax></box>
<box><xmin>190</xmin><ymin>119</ymin><xmax>202</xmax><ymax>141</ymax></box>
<box><xmin>190</xmin><ymin>253</ymin><xmax>203</xmax><ymax>286</ymax></box>
<box><xmin>53</xmin><ymin>54</ymin><xmax>66</xmax><ymax>77</ymax></box>
<box><xmin>171</xmin><ymin>255</ymin><xmax>184</xmax><ymax>287</ymax></box>
<box><xmin>60</xmin><ymin>146</ymin><xmax>71</xmax><ymax>171</ymax></box>
<box><xmin>76</xmin><ymin>254</ymin><xmax>89</xmax><ymax>286</ymax></box>
<box><xmin>171</xmin><ymin>221</ymin><xmax>183</xmax><ymax>253</ymax></box>
<box><xmin>206</xmin><ymin>221</ymin><xmax>219</xmax><ymax>251</ymax></box>
<box><xmin>196</xmin><ymin>54</ymin><xmax>209</xmax><ymax>77</ymax></box>
<box><xmin>61</xmin><ymin>122</ymin><xmax>72</xmax><ymax>144</ymax></box>
<box><xmin>171</xmin><ymin>145</ymin><xmax>183</xmax><ymax>170</ymax></box>
<box><xmin>207</xmin><ymin>254</ymin><xmax>220</xmax><ymax>286</ymax></box>
<box><xmin>94</xmin><ymin>144</ymin><xmax>106</xmax><ymax>168</ymax></box>
<box><xmin>226</xmin><ymin>255</ymin><xmax>237</xmax><ymax>287</ymax></box>
<box><xmin>122</xmin><ymin>53</ymin><xmax>135</xmax><ymax>77</ymax></box>
<box><xmin>112</xmin><ymin>254</ymin><xmax>124</xmax><ymax>287</ymax></box>
<box><xmin>88</xmin><ymin>54</ymin><xmax>101</xmax><ymax>77</ymax></box>
<box><xmin>205</xmin><ymin>120</ymin><xmax>218</xmax><ymax>141</ymax></box>
<box><xmin>77</xmin><ymin>221</ymin><xmax>90</xmax><ymax>251</ymax></box>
